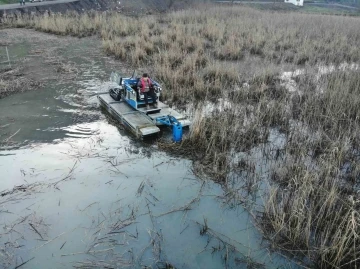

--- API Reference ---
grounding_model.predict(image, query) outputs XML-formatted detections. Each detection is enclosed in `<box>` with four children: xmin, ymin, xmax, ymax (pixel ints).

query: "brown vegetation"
<box><xmin>2</xmin><ymin>5</ymin><xmax>360</xmax><ymax>268</ymax></box>
<box><xmin>0</xmin><ymin>67</ymin><xmax>41</xmax><ymax>99</ymax></box>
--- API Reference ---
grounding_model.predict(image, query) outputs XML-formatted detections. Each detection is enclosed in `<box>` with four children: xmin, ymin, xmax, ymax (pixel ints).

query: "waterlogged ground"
<box><xmin>0</xmin><ymin>29</ymin><xmax>299</xmax><ymax>268</ymax></box>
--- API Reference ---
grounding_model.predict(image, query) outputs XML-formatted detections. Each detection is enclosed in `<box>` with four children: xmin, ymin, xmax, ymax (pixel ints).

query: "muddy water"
<box><xmin>0</xmin><ymin>31</ymin><xmax>298</xmax><ymax>268</ymax></box>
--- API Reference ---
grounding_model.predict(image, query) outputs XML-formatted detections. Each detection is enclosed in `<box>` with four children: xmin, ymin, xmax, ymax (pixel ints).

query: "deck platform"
<box><xmin>138</xmin><ymin>102</ymin><xmax>191</xmax><ymax>127</ymax></box>
<box><xmin>98</xmin><ymin>92</ymin><xmax>191</xmax><ymax>138</ymax></box>
<box><xmin>98</xmin><ymin>94</ymin><xmax>160</xmax><ymax>137</ymax></box>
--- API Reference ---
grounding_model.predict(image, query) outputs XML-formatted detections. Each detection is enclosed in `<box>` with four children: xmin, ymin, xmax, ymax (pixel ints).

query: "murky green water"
<box><xmin>0</xmin><ymin>31</ymin><xmax>299</xmax><ymax>268</ymax></box>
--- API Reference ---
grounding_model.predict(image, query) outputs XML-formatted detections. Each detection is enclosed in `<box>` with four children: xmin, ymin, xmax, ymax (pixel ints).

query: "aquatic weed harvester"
<box><xmin>98</xmin><ymin>71</ymin><xmax>191</xmax><ymax>142</ymax></box>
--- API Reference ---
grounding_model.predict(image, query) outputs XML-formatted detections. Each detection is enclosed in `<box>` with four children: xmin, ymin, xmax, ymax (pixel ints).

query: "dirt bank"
<box><xmin>0</xmin><ymin>0</ymin><xmax>198</xmax><ymax>18</ymax></box>
<box><xmin>0</xmin><ymin>0</ymin><xmax>110</xmax><ymax>17</ymax></box>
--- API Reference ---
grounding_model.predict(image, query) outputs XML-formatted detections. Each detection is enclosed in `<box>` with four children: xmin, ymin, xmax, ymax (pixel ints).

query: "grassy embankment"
<box><xmin>2</xmin><ymin>5</ymin><xmax>360</xmax><ymax>268</ymax></box>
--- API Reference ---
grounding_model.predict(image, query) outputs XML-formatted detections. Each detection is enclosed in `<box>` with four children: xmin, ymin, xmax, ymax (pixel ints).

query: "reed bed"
<box><xmin>3</xmin><ymin>7</ymin><xmax>360</xmax><ymax>102</ymax></box>
<box><xmin>3</xmin><ymin>5</ymin><xmax>360</xmax><ymax>268</ymax></box>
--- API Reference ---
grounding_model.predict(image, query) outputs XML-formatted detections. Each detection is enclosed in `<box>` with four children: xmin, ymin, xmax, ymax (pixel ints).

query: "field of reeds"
<box><xmin>2</xmin><ymin>4</ymin><xmax>360</xmax><ymax>268</ymax></box>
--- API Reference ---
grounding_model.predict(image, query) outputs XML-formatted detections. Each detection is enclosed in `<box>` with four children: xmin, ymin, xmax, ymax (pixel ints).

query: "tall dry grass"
<box><xmin>3</xmin><ymin>5</ymin><xmax>360</xmax><ymax>268</ymax></box>
<box><xmin>266</xmin><ymin>145</ymin><xmax>360</xmax><ymax>267</ymax></box>
<box><xmin>3</xmin><ymin>6</ymin><xmax>360</xmax><ymax>102</ymax></box>
<box><xmin>260</xmin><ymin>68</ymin><xmax>360</xmax><ymax>268</ymax></box>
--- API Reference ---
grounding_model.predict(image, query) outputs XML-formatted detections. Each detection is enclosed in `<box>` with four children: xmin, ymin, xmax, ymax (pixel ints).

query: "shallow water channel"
<box><xmin>0</xmin><ymin>31</ymin><xmax>299</xmax><ymax>268</ymax></box>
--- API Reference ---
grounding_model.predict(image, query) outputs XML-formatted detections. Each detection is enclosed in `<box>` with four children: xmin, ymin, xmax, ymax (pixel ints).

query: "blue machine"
<box><xmin>105</xmin><ymin>71</ymin><xmax>190</xmax><ymax>142</ymax></box>
<box><xmin>110</xmin><ymin>71</ymin><xmax>161</xmax><ymax>110</ymax></box>
<box><xmin>156</xmin><ymin>115</ymin><xmax>183</xmax><ymax>142</ymax></box>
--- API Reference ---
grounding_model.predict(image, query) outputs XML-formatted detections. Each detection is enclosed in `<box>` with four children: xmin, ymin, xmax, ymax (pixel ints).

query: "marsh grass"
<box><xmin>3</xmin><ymin>5</ymin><xmax>360</xmax><ymax>268</ymax></box>
<box><xmin>3</xmin><ymin>6</ymin><xmax>360</xmax><ymax>102</ymax></box>
<box><xmin>262</xmin><ymin>70</ymin><xmax>360</xmax><ymax>267</ymax></box>
<box><xmin>265</xmin><ymin>159</ymin><xmax>360</xmax><ymax>268</ymax></box>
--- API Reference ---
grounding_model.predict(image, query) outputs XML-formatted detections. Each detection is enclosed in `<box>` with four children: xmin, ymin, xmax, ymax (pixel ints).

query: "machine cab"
<box><xmin>110</xmin><ymin>72</ymin><xmax>162</xmax><ymax>110</ymax></box>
